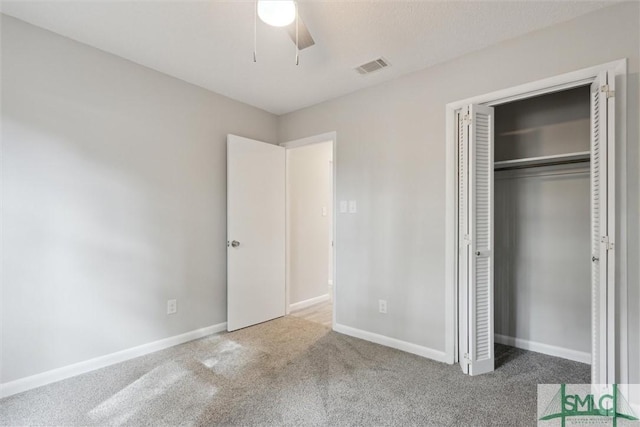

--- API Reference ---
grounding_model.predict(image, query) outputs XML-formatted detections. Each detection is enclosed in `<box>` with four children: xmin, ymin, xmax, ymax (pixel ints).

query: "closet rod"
<box><xmin>494</xmin><ymin>151</ymin><xmax>590</xmax><ymax>171</ymax></box>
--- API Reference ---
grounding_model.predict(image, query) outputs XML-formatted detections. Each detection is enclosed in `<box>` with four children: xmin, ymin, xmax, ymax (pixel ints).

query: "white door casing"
<box><xmin>227</xmin><ymin>135</ymin><xmax>286</xmax><ymax>332</ymax></box>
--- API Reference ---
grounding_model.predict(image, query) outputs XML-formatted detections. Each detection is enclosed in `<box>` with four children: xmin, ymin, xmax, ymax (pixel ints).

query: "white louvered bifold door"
<box><xmin>457</xmin><ymin>109</ymin><xmax>470</xmax><ymax>374</ymax></box>
<box><xmin>591</xmin><ymin>71</ymin><xmax>616</xmax><ymax>385</ymax></box>
<box><xmin>468</xmin><ymin>104</ymin><xmax>495</xmax><ymax>376</ymax></box>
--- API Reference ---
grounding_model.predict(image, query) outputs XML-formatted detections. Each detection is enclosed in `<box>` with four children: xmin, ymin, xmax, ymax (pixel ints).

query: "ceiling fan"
<box><xmin>254</xmin><ymin>0</ymin><xmax>315</xmax><ymax>65</ymax></box>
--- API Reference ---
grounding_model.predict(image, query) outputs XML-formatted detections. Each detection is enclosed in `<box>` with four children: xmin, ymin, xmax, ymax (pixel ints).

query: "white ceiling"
<box><xmin>0</xmin><ymin>0</ymin><xmax>616</xmax><ymax>115</ymax></box>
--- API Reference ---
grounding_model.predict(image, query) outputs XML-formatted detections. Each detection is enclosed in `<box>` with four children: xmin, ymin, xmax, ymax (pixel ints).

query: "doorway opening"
<box><xmin>492</xmin><ymin>86</ymin><xmax>592</xmax><ymax>382</ymax></box>
<box><xmin>445</xmin><ymin>59</ymin><xmax>628</xmax><ymax>386</ymax></box>
<box><xmin>282</xmin><ymin>133</ymin><xmax>336</xmax><ymax>329</ymax></box>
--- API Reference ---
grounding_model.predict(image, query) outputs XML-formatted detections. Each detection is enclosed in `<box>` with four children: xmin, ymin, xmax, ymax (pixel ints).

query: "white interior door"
<box><xmin>591</xmin><ymin>71</ymin><xmax>616</xmax><ymax>384</ymax></box>
<box><xmin>459</xmin><ymin>104</ymin><xmax>495</xmax><ymax>376</ymax></box>
<box><xmin>227</xmin><ymin>135</ymin><xmax>286</xmax><ymax>331</ymax></box>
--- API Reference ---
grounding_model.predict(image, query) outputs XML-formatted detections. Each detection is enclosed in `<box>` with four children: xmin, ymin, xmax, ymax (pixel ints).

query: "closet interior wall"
<box><xmin>493</xmin><ymin>86</ymin><xmax>592</xmax><ymax>360</ymax></box>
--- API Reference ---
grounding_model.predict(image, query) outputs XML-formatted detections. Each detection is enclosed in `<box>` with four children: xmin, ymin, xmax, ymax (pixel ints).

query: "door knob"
<box><xmin>231</xmin><ymin>240</ymin><xmax>240</xmax><ymax>248</ymax></box>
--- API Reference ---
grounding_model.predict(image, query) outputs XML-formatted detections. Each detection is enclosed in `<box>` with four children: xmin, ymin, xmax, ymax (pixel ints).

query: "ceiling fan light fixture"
<box><xmin>257</xmin><ymin>0</ymin><xmax>296</xmax><ymax>27</ymax></box>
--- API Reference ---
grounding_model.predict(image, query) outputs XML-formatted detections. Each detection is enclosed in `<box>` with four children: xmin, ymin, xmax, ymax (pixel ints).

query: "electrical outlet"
<box><xmin>379</xmin><ymin>299</ymin><xmax>387</xmax><ymax>314</ymax></box>
<box><xmin>348</xmin><ymin>200</ymin><xmax>357</xmax><ymax>214</ymax></box>
<box><xmin>339</xmin><ymin>201</ymin><xmax>348</xmax><ymax>213</ymax></box>
<box><xmin>167</xmin><ymin>299</ymin><xmax>177</xmax><ymax>315</ymax></box>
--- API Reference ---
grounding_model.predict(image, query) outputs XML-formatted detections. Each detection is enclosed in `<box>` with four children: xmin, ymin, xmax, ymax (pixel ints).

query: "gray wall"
<box><xmin>278</xmin><ymin>1</ymin><xmax>639</xmax><ymax>390</ymax></box>
<box><xmin>494</xmin><ymin>87</ymin><xmax>591</xmax><ymax>355</ymax></box>
<box><xmin>287</xmin><ymin>142</ymin><xmax>333</xmax><ymax>305</ymax></box>
<box><xmin>1</xmin><ymin>15</ymin><xmax>277</xmax><ymax>383</ymax></box>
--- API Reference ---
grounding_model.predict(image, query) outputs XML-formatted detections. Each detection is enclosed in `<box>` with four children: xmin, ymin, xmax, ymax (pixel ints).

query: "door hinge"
<box><xmin>601</xmin><ymin>85</ymin><xmax>615</xmax><ymax>99</ymax></box>
<box><xmin>462</xmin><ymin>114</ymin><xmax>472</xmax><ymax>126</ymax></box>
<box><xmin>463</xmin><ymin>234</ymin><xmax>471</xmax><ymax>246</ymax></box>
<box><xmin>601</xmin><ymin>236</ymin><xmax>614</xmax><ymax>251</ymax></box>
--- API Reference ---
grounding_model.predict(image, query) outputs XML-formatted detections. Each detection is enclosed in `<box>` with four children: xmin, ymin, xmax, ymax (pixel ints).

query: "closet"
<box><xmin>454</xmin><ymin>66</ymin><xmax>617</xmax><ymax>383</ymax></box>
<box><xmin>493</xmin><ymin>87</ymin><xmax>591</xmax><ymax>368</ymax></box>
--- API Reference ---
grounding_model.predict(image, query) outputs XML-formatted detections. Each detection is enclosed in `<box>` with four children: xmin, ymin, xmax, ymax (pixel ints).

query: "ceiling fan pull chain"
<box><xmin>253</xmin><ymin>0</ymin><xmax>257</xmax><ymax>63</ymax></box>
<box><xmin>295</xmin><ymin>2</ymin><xmax>299</xmax><ymax>66</ymax></box>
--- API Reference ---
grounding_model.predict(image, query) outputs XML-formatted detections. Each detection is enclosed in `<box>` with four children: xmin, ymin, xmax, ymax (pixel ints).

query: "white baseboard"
<box><xmin>333</xmin><ymin>323</ymin><xmax>448</xmax><ymax>363</ymax></box>
<box><xmin>0</xmin><ymin>322</ymin><xmax>227</xmax><ymax>399</ymax></box>
<box><xmin>495</xmin><ymin>333</ymin><xmax>591</xmax><ymax>364</ymax></box>
<box><xmin>289</xmin><ymin>294</ymin><xmax>330</xmax><ymax>311</ymax></box>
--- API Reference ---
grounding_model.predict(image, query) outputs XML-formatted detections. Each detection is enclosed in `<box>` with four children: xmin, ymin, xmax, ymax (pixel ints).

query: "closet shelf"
<box><xmin>494</xmin><ymin>151</ymin><xmax>590</xmax><ymax>171</ymax></box>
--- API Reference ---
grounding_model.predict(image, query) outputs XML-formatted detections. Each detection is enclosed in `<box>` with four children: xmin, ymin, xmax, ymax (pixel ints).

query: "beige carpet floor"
<box><xmin>289</xmin><ymin>300</ymin><xmax>332</xmax><ymax>327</ymax></box>
<box><xmin>0</xmin><ymin>316</ymin><xmax>589</xmax><ymax>426</ymax></box>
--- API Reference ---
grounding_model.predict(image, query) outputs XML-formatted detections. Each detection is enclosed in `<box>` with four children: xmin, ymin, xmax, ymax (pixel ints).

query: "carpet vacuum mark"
<box><xmin>0</xmin><ymin>316</ymin><xmax>589</xmax><ymax>426</ymax></box>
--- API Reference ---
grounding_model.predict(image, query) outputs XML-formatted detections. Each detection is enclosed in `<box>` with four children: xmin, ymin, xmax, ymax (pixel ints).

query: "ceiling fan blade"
<box><xmin>285</xmin><ymin>14</ymin><xmax>315</xmax><ymax>50</ymax></box>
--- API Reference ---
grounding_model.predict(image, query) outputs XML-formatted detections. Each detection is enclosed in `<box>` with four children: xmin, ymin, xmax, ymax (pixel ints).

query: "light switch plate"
<box><xmin>339</xmin><ymin>201</ymin><xmax>348</xmax><ymax>213</ymax></box>
<box><xmin>348</xmin><ymin>200</ymin><xmax>357</xmax><ymax>214</ymax></box>
<box><xmin>322</xmin><ymin>206</ymin><xmax>328</xmax><ymax>217</ymax></box>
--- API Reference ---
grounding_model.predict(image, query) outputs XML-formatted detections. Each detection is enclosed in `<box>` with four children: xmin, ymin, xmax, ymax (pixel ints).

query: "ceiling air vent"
<box><xmin>355</xmin><ymin>58</ymin><xmax>390</xmax><ymax>75</ymax></box>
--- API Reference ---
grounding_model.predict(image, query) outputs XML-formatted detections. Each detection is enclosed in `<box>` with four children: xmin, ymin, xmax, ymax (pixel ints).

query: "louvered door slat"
<box><xmin>591</xmin><ymin>77</ymin><xmax>603</xmax><ymax>384</ymax></box>
<box><xmin>457</xmin><ymin>109</ymin><xmax>470</xmax><ymax>374</ymax></box>
<box><xmin>469</xmin><ymin>104</ymin><xmax>495</xmax><ymax>375</ymax></box>
<box><xmin>591</xmin><ymin>70</ymin><xmax>615</xmax><ymax>385</ymax></box>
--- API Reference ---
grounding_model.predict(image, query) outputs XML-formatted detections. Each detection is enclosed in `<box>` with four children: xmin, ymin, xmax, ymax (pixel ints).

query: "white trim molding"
<box><xmin>445</xmin><ymin>59</ymin><xmax>625</xmax><ymax>111</ymax></box>
<box><xmin>494</xmin><ymin>334</ymin><xmax>591</xmax><ymax>365</ymax></box>
<box><xmin>280</xmin><ymin>131</ymin><xmax>336</xmax><ymax>149</ymax></box>
<box><xmin>0</xmin><ymin>322</ymin><xmax>227</xmax><ymax>399</ymax></box>
<box><xmin>334</xmin><ymin>323</ymin><xmax>448</xmax><ymax>364</ymax></box>
<box><xmin>289</xmin><ymin>294</ymin><xmax>331</xmax><ymax>311</ymax></box>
